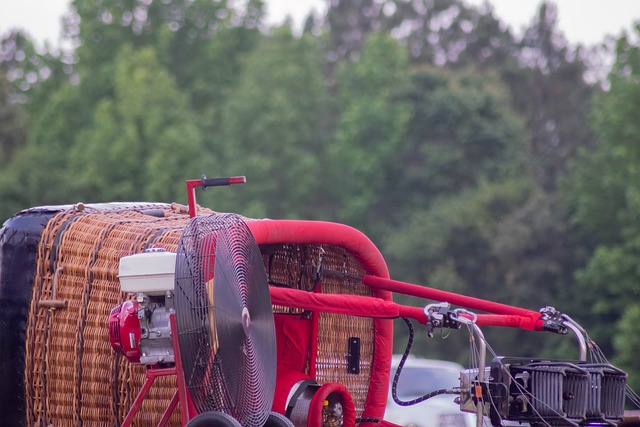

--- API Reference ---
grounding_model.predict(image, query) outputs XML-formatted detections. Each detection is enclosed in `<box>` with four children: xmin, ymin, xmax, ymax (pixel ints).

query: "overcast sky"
<box><xmin>0</xmin><ymin>0</ymin><xmax>639</xmax><ymax>50</ymax></box>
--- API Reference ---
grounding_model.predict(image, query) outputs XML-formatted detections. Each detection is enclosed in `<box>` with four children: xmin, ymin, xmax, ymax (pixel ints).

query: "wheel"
<box><xmin>186</xmin><ymin>411</ymin><xmax>243</xmax><ymax>427</ymax></box>
<box><xmin>264</xmin><ymin>412</ymin><xmax>295</xmax><ymax>427</ymax></box>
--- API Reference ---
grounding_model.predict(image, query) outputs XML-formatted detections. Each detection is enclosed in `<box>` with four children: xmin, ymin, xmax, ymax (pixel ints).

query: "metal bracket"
<box><xmin>539</xmin><ymin>306</ymin><xmax>568</xmax><ymax>335</ymax></box>
<box><xmin>424</xmin><ymin>302</ymin><xmax>462</xmax><ymax>338</ymax></box>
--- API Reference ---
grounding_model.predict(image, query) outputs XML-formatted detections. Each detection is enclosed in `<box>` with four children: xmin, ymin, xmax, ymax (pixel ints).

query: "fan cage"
<box><xmin>175</xmin><ymin>214</ymin><xmax>239</xmax><ymax>415</ymax></box>
<box><xmin>175</xmin><ymin>213</ymin><xmax>277</xmax><ymax>427</ymax></box>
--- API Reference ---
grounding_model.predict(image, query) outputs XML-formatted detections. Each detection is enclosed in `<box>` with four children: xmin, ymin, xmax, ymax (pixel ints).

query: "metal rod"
<box><xmin>38</xmin><ymin>300</ymin><xmax>67</xmax><ymax>309</ymax></box>
<box><xmin>363</xmin><ymin>275</ymin><xmax>541</xmax><ymax>318</ymax></box>
<box><xmin>471</xmin><ymin>323</ymin><xmax>487</xmax><ymax>427</ymax></box>
<box><xmin>564</xmin><ymin>320</ymin><xmax>588</xmax><ymax>361</ymax></box>
<box><xmin>185</xmin><ymin>179</ymin><xmax>200</xmax><ymax>218</ymax></box>
<box><xmin>38</xmin><ymin>267</ymin><xmax>67</xmax><ymax>310</ymax></box>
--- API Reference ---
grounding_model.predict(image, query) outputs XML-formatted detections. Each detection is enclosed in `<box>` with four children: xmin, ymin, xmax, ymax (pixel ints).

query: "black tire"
<box><xmin>186</xmin><ymin>411</ymin><xmax>243</xmax><ymax>427</ymax></box>
<box><xmin>264</xmin><ymin>412</ymin><xmax>295</xmax><ymax>427</ymax></box>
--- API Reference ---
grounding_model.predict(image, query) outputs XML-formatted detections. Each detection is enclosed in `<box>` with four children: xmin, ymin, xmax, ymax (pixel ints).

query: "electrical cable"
<box><xmin>391</xmin><ymin>318</ymin><xmax>459</xmax><ymax>407</ymax></box>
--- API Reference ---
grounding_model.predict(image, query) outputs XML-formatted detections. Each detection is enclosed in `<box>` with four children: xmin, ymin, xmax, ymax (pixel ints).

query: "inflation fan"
<box><xmin>175</xmin><ymin>213</ymin><xmax>277</xmax><ymax>427</ymax></box>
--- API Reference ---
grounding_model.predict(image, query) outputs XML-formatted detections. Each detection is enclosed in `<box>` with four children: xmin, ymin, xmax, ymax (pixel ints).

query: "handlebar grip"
<box><xmin>200</xmin><ymin>176</ymin><xmax>246</xmax><ymax>189</ymax></box>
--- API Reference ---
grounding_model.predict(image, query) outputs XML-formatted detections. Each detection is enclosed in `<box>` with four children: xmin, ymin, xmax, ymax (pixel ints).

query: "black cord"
<box><xmin>391</xmin><ymin>318</ymin><xmax>457</xmax><ymax>406</ymax></box>
<box><xmin>393</xmin><ymin>388</ymin><xmax>457</xmax><ymax>406</ymax></box>
<box><xmin>356</xmin><ymin>417</ymin><xmax>380</xmax><ymax>423</ymax></box>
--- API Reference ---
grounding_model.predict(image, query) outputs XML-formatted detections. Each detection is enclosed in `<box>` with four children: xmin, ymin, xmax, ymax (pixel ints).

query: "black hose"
<box><xmin>391</xmin><ymin>318</ymin><xmax>457</xmax><ymax>406</ymax></box>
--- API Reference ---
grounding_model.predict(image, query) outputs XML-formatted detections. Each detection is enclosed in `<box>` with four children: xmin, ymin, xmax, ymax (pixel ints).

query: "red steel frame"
<box><xmin>118</xmin><ymin>179</ymin><xmax>550</xmax><ymax>426</ymax></box>
<box><xmin>119</xmin><ymin>285</ymin><xmax>544</xmax><ymax>426</ymax></box>
<box><xmin>120</xmin><ymin>314</ymin><xmax>197</xmax><ymax>427</ymax></box>
<box><xmin>186</xmin><ymin>176</ymin><xmax>246</xmax><ymax>218</ymax></box>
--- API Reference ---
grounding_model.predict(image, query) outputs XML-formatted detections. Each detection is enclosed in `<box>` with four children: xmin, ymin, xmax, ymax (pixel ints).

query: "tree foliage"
<box><xmin>563</xmin><ymin>26</ymin><xmax>640</xmax><ymax>380</ymax></box>
<box><xmin>0</xmin><ymin>71</ymin><xmax>27</xmax><ymax>165</ymax></box>
<box><xmin>68</xmin><ymin>45</ymin><xmax>203</xmax><ymax>202</ymax></box>
<box><xmin>215</xmin><ymin>29</ymin><xmax>330</xmax><ymax>219</ymax></box>
<box><xmin>1</xmin><ymin>0</ymin><xmax>639</xmax><ymax>385</ymax></box>
<box><xmin>327</xmin><ymin>32</ymin><xmax>411</xmax><ymax>231</ymax></box>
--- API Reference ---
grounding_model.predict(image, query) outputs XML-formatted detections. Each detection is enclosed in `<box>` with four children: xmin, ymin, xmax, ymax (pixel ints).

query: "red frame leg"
<box><xmin>119</xmin><ymin>314</ymin><xmax>196</xmax><ymax>427</ymax></box>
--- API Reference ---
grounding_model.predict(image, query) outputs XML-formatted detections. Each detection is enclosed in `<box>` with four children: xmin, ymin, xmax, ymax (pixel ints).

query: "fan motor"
<box><xmin>109</xmin><ymin>293</ymin><xmax>175</xmax><ymax>365</ymax></box>
<box><xmin>109</xmin><ymin>249</ymin><xmax>177</xmax><ymax>365</ymax></box>
<box><xmin>109</xmin><ymin>300</ymin><xmax>142</xmax><ymax>363</ymax></box>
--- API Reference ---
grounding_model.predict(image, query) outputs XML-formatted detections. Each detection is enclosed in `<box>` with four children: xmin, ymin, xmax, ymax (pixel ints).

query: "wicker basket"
<box><xmin>21</xmin><ymin>205</ymin><xmax>390</xmax><ymax>427</ymax></box>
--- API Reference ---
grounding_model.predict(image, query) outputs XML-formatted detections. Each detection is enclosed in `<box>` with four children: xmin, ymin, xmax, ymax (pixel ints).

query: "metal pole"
<box><xmin>563</xmin><ymin>320</ymin><xmax>588</xmax><ymax>361</ymax></box>
<box><xmin>453</xmin><ymin>309</ymin><xmax>487</xmax><ymax>427</ymax></box>
<box><xmin>471</xmin><ymin>323</ymin><xmax>486</xmax><ymax>427</ymax></box>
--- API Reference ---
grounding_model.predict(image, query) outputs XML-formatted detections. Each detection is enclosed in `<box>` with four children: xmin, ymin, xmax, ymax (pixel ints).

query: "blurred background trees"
<box><xmin>1</xmin><ymin>0</ymin><xmax>639</xmax><ymax>390</ymax></box>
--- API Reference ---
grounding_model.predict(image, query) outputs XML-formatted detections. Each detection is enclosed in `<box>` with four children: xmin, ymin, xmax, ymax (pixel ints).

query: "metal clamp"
<box><xmin>539</xmin><ymin>306</ymin><xmax>569</xmax><ymax>335</ymax></box>
<box><xmin>424</xmin><ymin>302</ymin><xmax>461</xmax><ymax>338</ymax></box>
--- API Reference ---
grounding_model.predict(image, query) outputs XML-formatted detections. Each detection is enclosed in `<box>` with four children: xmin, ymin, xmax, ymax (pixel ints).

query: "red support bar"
<box><xmin>309</xmin><ymin>283</ymin><xmax>321</xmax><ymax>380</ymax></box>
<box><xmin>121</xmin><ymin>373</ymin><xmax>155</xmax><ymax>427</ymax></box>
<box><xmin>157</xmin><ymin>391</ymin><xmax>180</xmax><ymax>427</ymax></box>
<box><xmin>270</xmin><ymin>286</ymin><xmax>421</xmax><ymax>321</ymax></box>
<box><xmin>170</xmin><ymin>313</ymin><xmax>198</xmax><ymax>424</ymax></box>
<box><xmin>119</xmin><ymin>316</ymin><xmax>196</xmax><ymax>427</ymax></box>
<box><xmin>121</xmin><ymin>367</ymin><xmax>177</xmax><ymax>427</ymax></box>
<box><xmin>269</xmin><ymin>286</ymin><xmax>545</xmax><ymax>331</ymax></box>
<box><xmin>363</xmin><ymin>275</ymin><xmax>539</xmax><ymax>318</ymax></box>
<box><xmin>186</xmin><ymin>179</ymin><xmax>200</xmax><ymax>218</ymax></box>
<box><xmin>474</xmin><ymin>314</ymin><xmax>544</xmax><ymax>331</ymax></box>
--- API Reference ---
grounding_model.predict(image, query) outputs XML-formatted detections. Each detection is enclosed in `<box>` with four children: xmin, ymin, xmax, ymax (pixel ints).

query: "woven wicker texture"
<box><xmin>25</xmin><ymin>204</ymin><xmax>211</xmax><ymax>427</ymax></box>
<box><xmin>24</xmin><ymin>208</ymin><xmax>376</xmax><ymax>426</ymax></box>
<box><xmin>262</xmin><ymin>244</ymin><xmax>373</xmax><ymax>419</ymax></box>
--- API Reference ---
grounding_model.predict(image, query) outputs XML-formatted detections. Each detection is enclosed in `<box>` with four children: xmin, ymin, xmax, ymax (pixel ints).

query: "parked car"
<box><xmin>384</xmin><ymin>355</ymin><xmax>476</xmax><ymax>427</ymax></box>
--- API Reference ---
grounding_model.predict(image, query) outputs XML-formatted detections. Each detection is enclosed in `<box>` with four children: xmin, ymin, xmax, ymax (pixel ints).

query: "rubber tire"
<box><xmin>186</xmin><ymin>411</ymin><xmax>243</xmax><ymax>427</ymax></box>
<box><xmin>264</xmin><ymin>412</ymin><xmax>295</xmax><ymax>427</ymax></box>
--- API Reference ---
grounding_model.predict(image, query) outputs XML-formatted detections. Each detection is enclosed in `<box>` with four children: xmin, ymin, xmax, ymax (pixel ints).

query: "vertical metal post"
<box><xmin>471</xmin><ymin>323</ymin><xmax>487</xmax><ymax>427</ymax></box>
<box><xmin>170</xmin><ymin>313</ymin><xmax>197</xmax><ymax>425</ymax></box>
<box><xmin>453</xmin><ymin>309</ymin><xmax>487</xmax><ymax>427</ymax></box>
<box><xmin>563</xmin><ymin>320</ymin><xmax>588</xmax><ymax>361</ymax></box>
<box><xmin>185</xmin><ymin>179</ymin><xmax>200</xmax><ymax>218</ymax></box>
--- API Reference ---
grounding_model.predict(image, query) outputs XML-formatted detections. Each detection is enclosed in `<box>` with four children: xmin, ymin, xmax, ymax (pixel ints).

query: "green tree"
<box><xmin>381</xmin><ymin>66</ymin><xmax>527</xmax><ymax>222</ymax></box>
<box><xmin>323</xmin><ymin>0</ymin><xmax>394</xmax><ymax>61</ymax></box>
<box><xmin>0</xmin><ymin>30</ymin><xmax>83</xmax><ymax>219</ymax></box>
<box><xmin>505</xmin><ymin>2</ymin><xmax>597</xmax><ymax>192</ymax></box>
<box><xmin>563</xmin><ymin>25</ymin><xmax>640</xmax><ymax>375</ymax></box>
<box><xmin>326</xmin><ymin>32</ymin><xmax>411</xmax><ymax>232</ymax></box>
<box><xmin>0</xmin><ymin>31</ymin><xmax>70</xmax><ymax>106</ymax></box>
<box><xmin>614</xmin><ymin>304</ymin><xmax>640</xmax><ymax>392</ymax></box>
<box><xmin>69</xmin><ymin>0</ymin><xmax>263</xmax><ymax>119</ymax></box>
<box><xmin>0</xmin><ymin>71</ymin><xmax>28</xmax><ymax>166</ymax></box>
<box><xmin>372</xmin><ymin>65</ymin><xmax>585</xmax><ymax>360</ymax></box>
<box><xmin>214</xmin><ymin>29</ymin><xmax>330</xmax><ymax>219</ymax></box>
<box><xmin>68</xmin><ymin>45</ymin><xmax>203</xmax><ymax>202</ymax></box>
<box><xmin>0</xmin><ymin>80</ymin><xmax>83</xmax><ymax>219</ymax></box>
<box><xmin>0</xmin><ymin>0</ymin><xmax>264</xmax><ymax>221</ymax></box>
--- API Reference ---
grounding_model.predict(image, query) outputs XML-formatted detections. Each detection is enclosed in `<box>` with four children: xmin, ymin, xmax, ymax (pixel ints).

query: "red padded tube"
<box><xmin>247</xmin><ymin>220</ymin><xmax>392</xmax><ymax>422</ymax></box>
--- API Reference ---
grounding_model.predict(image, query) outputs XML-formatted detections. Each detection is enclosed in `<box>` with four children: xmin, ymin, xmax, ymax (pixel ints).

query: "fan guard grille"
<box><xmin>175</xmin><ymin>214</ymin><xmax>276</xmax><ymax>427</ymax></box>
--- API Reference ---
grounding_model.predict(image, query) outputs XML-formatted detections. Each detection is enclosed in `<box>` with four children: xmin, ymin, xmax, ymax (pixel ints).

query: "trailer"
<box><xmin>0</xmin><ymin>176</ymin><xmax>635</xmax><ymax>427</ymax></box>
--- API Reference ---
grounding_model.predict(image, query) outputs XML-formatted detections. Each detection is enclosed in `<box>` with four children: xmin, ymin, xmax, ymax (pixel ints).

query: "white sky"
<box><xmin>0</xmin><ymin>0</ymin><xmax>639</xmax><ymax>49</ymax></box>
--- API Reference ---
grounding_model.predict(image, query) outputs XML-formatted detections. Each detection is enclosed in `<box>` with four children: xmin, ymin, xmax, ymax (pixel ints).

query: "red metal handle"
<box><xmin>186</xmin><ymin>175</ymin><xmax>246</xmax><ymax>218</ymax></box>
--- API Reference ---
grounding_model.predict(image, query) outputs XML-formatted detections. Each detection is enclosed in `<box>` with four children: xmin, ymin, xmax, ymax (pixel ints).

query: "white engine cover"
<box><xmin>119</xmin><ymin>250</ymin><xmax>177</xmax><ymax>295</ymax></box>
